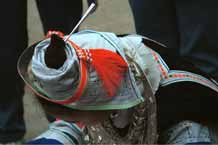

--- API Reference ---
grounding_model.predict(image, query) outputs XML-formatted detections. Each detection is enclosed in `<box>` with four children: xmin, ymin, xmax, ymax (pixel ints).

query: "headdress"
<box><xmin>17</xmin><ymin>31</ymin><xmax>144</xmax><ymax>110</ymax></box>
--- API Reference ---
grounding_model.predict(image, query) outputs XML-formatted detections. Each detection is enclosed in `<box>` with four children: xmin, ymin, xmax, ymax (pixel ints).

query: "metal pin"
<box><xmin>64</xmin><ymin>3</ymin><xmax>96</xmax><ymax>42</ymax></box>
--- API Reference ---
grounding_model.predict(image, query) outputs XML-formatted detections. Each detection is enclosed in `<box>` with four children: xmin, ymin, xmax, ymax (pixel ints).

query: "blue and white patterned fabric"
<box><xmin>161</xmin><ymin>121</ymin><xmax>211</xmax><ymax>145</ymax></box>
<box><xmin>25</xmin><ymin>120</ymin><xmax>85</xmax><ymax>145</ymax></box>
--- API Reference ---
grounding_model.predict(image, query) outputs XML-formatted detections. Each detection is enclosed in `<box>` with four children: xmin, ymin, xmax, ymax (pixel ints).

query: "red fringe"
<box><xmin>89</xmin><ymin>49</ymin><xmax>128</xmax><ymax>97</ymax></box>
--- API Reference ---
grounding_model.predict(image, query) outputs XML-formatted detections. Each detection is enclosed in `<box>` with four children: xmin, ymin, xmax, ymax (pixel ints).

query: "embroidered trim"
<box><xmin>161</xmin><ymin>70</ymin><xmax>218</xmax><ymax>93</ymax></box>
<box><xmin>149</xmin><ymin>49</ymin><xmax>218</xmax><ymax>93</ymax></box>
<box><xmin>151</xmin><ymin>50</ymin><xmax>169</xmax><ymax>79</ymax></box>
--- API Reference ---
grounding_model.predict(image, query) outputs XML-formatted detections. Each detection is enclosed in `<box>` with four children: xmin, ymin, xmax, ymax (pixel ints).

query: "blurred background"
<box><xmin>25</xmin><ymin>0</ymin><xmax>135</xmax><ymax>140</ymax></box>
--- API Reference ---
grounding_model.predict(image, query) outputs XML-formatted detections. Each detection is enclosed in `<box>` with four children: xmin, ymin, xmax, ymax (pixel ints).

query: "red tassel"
<box><xmin>68</xmin><ymin>40</ymin><xmax>128</xmax><ymax>97</ymax></box>
<box><xmin>89</xmin><ymin>49</ymin><xmax>128</xmax><ymax>97</ymax></box>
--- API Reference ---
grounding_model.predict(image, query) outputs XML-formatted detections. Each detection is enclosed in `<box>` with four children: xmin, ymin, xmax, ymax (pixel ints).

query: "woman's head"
<box><xmin>18</xmin><ymin>30</ymin><xmax>143</xmax><ymax>115</ymax></box>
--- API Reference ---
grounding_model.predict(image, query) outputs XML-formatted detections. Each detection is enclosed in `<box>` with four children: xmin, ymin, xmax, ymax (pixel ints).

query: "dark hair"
<box><xmin>45</xmin><ymin>34</ymin><xmax>66</xmax><ymax>69</ymax></box>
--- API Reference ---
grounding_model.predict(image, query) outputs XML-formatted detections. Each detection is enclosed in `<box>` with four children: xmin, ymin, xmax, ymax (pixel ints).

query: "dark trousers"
<box><xmin>129</xmin><ymin>0</ymin><xmax>218</xmax><ymax>77</ymax></box>
<box><xmin>0</xmin><ymin>0</ymin><xmax>82</xmax><ymax>143</ymax></box>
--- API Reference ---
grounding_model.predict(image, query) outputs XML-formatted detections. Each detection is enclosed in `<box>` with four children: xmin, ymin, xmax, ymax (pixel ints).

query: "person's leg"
<box><xmin>36</xmin><ymin>0</ymin><xmax>83</xmax><ymax>34</ymax></box>
<box><xmin>0</xmin><ymin>0</ymin><xmax>27</xmax><ymax>143</ymax></box>
<box><xmin>175</xmin><ymin>0</ymin><xmax>218</xmax><ymax>76</ymax></box>
<box><xmin>128</xmin><ymin>0</ymin><xmax>179</xmax><ymax>54</ymax></box>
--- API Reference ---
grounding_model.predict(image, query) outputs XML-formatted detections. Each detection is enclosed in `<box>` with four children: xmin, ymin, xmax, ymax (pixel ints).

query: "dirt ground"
<box><xmin>24</xmin><ymin>0</ymin><xmax>135</xmax><ymax>140</ymax></box>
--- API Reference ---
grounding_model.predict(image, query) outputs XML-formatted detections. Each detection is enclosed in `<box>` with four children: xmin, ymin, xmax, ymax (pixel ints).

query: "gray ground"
<box><xmin>25</xmin><ymin>0</ymin><xmax>135</xmax><ymax>140</ymax></box>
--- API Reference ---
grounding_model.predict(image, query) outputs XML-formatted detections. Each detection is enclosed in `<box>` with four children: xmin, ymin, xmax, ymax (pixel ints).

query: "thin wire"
<box><xmin>64</xmin><ymin>3</ymin><xmax>96</xmax><ymax>42</ymax></box>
